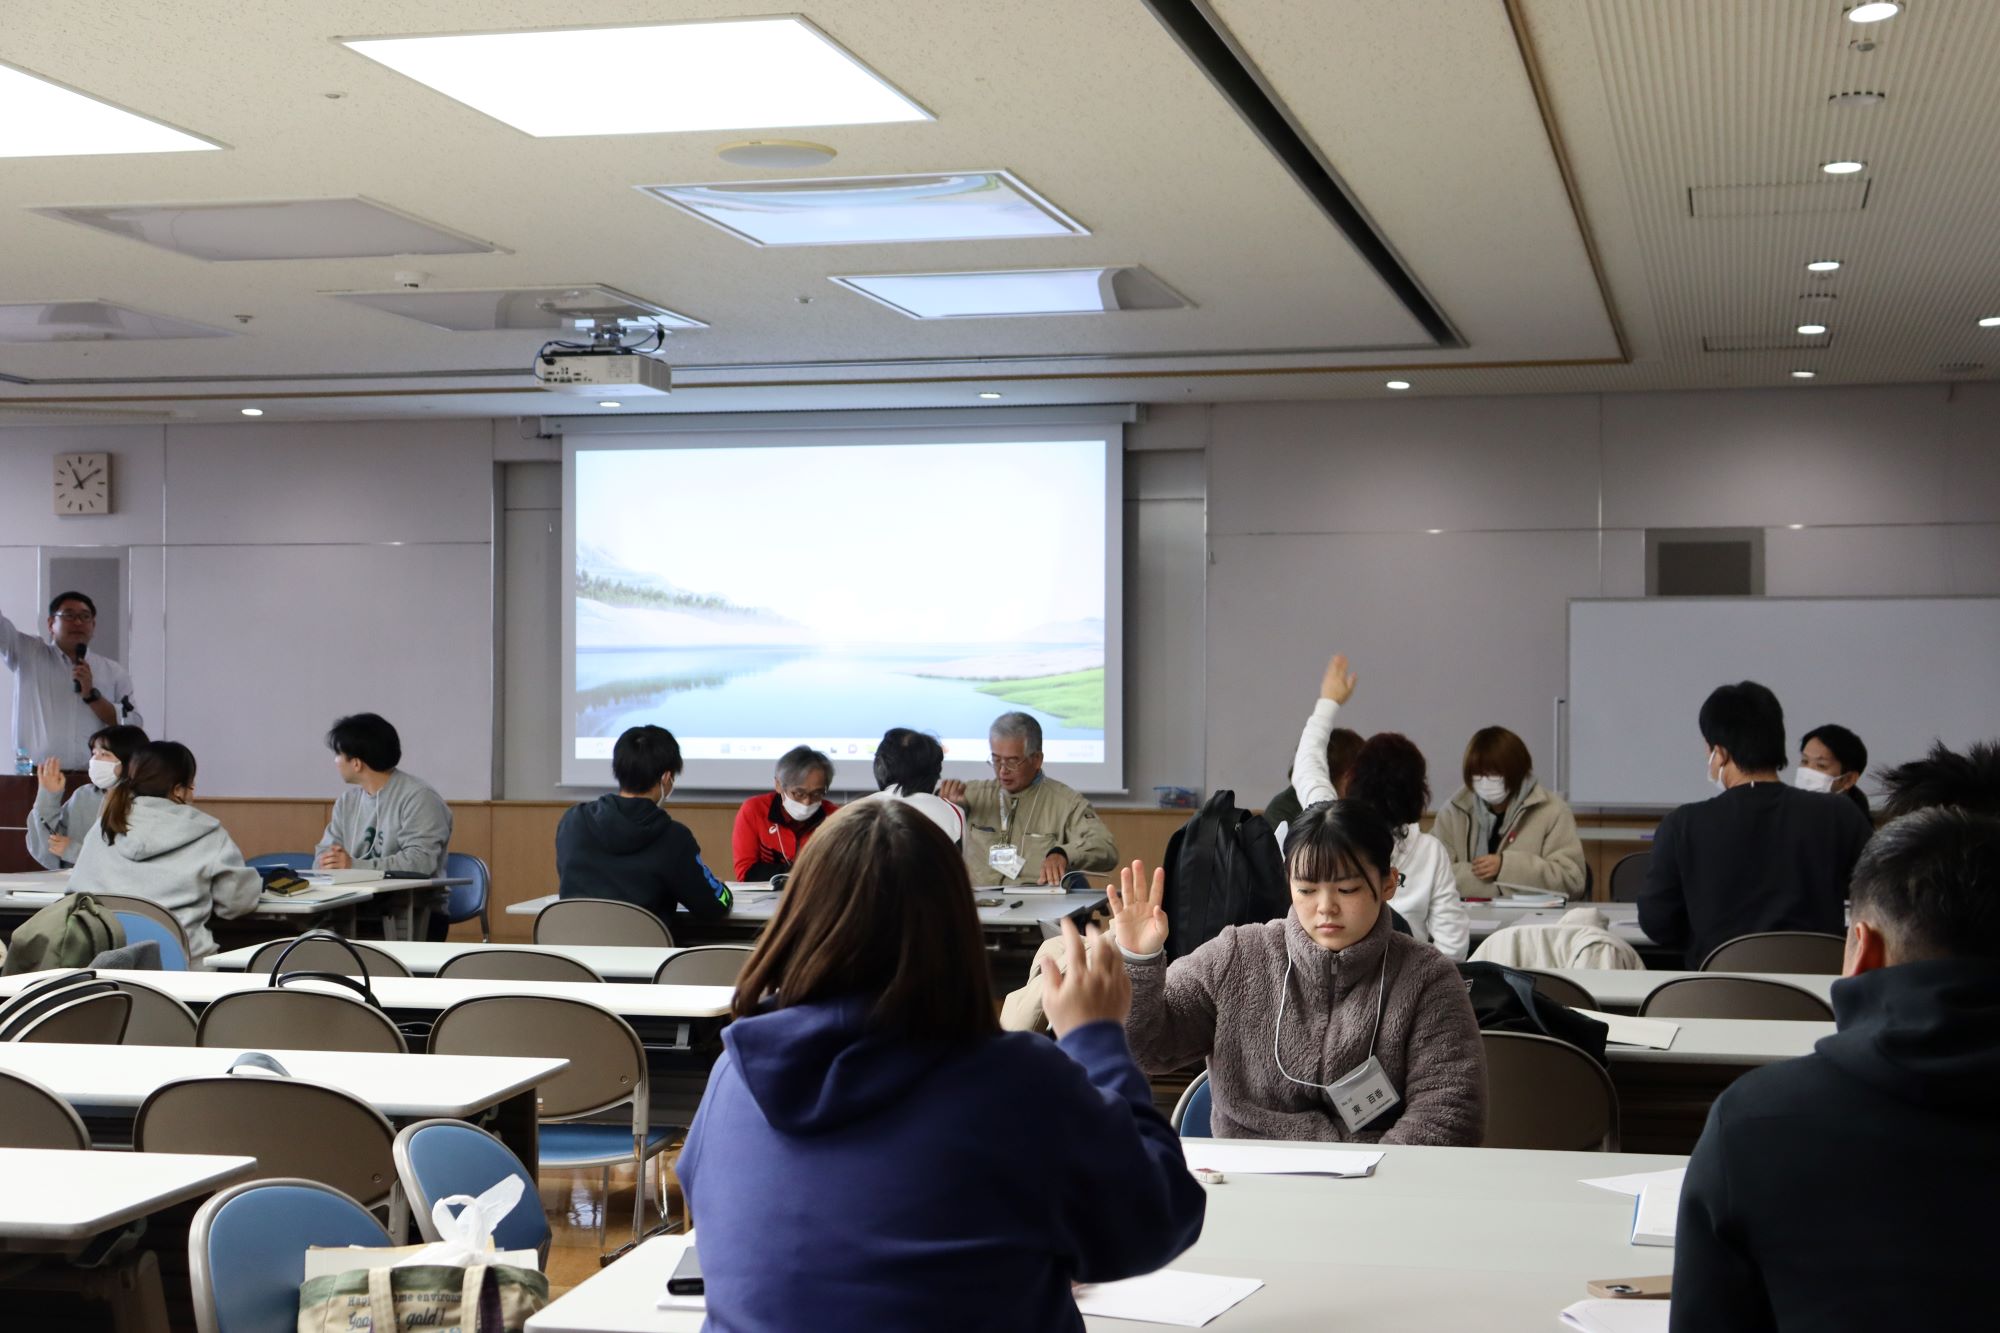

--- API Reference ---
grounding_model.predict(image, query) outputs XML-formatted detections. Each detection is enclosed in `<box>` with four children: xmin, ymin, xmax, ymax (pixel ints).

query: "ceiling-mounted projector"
<box><xmin>534</xmin><ymin>351</ymin><xmax>673</xmax><ymax>396</ymax></box>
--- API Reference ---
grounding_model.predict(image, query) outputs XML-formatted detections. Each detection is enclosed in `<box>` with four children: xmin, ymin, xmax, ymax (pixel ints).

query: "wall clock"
<box><xmin>53</xmin><ymin>452</ymin><xmax>111</xmax><ymax>515</ymax></box>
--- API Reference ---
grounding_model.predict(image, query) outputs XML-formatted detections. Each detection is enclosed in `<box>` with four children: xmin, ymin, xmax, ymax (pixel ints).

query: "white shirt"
<box><xmin>1</xmin><ymin>609</ymin><xmax>143</xmax><ymax>770</ymax></box>
<box><xmin>852</xmin><ymin>786</ymin><xmax>966</xmax><ymax>845</ymax></box>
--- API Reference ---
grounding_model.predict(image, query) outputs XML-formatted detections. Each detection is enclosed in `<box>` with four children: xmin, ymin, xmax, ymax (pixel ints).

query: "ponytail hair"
<box><xmin>100</xmin><ymin>741</ymin><xmax>198</xmax><ymax>844</ymax></box>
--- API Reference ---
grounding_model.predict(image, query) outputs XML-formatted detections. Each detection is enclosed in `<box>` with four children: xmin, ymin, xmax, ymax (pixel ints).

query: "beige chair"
<box><xmin>12</xmin><ymin>989</ymin><xmax>132</xmax><ymax>1044</ymax></box>
<box><xmin>1607</xmin><ymin>851</ymin><xmax>1651</xmax><ymax>903</ymax></box>
<box><xmin>116</xmin><ymin>978</ymin><xmax>201</xmax><ymax>1046</ymax></box>
<box><xmin>429</xmin><ymin>994</ymin><xmax>670</xmax><ymax>1247</ymax></box>
<box><xmin>196</xmin><ymin>987</ymin><xmax>408</xmax><ymax>1054</ymax></box>
<box><xmin>245</xmin><ymin>936</ymin><xmax>413</xmax><ymax>979</ymax></box>
<box><xmin>1480</xmin><ymin>1031</ymin><xmax>1620</xmax><ymax>1152</ymax></box>
<box><xmin>0</xmin><ymin>1069</ymin><xmax>90</xmax><ymax>1149</ymax></box>
<box><xmin>1522</xmin><ymin>970</ymin><xmax>1598</xmax><ymax>1012</ymax></box>
<box><xmin>535</xmin><ymin>898</ymin><xmax>673</xmax><ymax>948</ymax></box>
<box><xmin>1640</xmin><ymin>976</ymin><xmax>1834</xmax><ymax>1022</ymax></box>
<box><xmin>435</xmin><ymin>949</ymin><xmax>605</xmax><ymax>984</ymax></box>
<box><xmin>135</xmin><ymin>1072</ymin><xmax>402</xmax><ymax>1227</ymax></box>
<box><xmin>1699</xmin><ymin>932</ymin><xmax>1846</xmax><ymax>974</ymax></box>
<box><xmin>653</xmin><ymin>945</ymin><xmax>753</xmax><ymax>987</ymax></box>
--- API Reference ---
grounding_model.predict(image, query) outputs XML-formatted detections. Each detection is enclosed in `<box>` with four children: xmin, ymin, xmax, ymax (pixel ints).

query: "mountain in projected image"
<box><xmin>576</xmin><ymin>542</ymin><xmax>815</xmax><ymax>649</ymax></box>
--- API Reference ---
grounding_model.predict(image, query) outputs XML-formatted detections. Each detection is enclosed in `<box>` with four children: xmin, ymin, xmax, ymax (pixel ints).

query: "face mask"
<box><xmin>1471</xmin><ymin>775</ymin><xmax>1509</xmax><ymax>805</ymax></box>
<box><xmin>87</xmin><ymin>758</ymin><xmax>120</xmax><ymax>789</ymax></box>
<box><xmin>1706</xmin><ymin>748</ymin><xmax>1727</xmax><ymax>792</ymax></box>
<box><xmin>1794</xmin><ymin>766</ymin><xmax>1836</xmax><ymax>794</ymax></box>
<box><xmin>781</xmin><ymin>795</ymin><xmax>818</xmax><ymax>822</ymax></box>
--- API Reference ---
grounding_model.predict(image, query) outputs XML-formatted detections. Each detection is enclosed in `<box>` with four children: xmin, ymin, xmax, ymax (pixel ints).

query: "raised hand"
<box><xmin>36</xmin><ymin>755</ymin><xmax>65</xmax><ymax>793</ymax></box>
<box><xmin>1105</xmin><ymin>858</ymin><xmax>1169</xmax><ymax>956</ymax></box>
<box><xmin>1039</xmin><ymin>919</ymin><xmax>1133</xmax><ymax>1037</ymax></box>
<box><xmin>1319</xmin><ymin>652</ymin><xmax>1357</xmax><ymax>705</ymax></box>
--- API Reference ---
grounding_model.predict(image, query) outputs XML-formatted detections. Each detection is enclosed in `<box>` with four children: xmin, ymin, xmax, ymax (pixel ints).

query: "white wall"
<box><xmin>1204</xmin><ymin>383</ymin><xmax>2000</xmax><ymax>806</ymax></box>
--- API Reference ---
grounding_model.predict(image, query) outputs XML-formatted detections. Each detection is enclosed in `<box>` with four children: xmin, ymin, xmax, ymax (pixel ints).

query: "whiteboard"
<box><xmin>1567</xmin><ymin>598</ymin><xmax>2000</xmax><ymax>807</ymax></box>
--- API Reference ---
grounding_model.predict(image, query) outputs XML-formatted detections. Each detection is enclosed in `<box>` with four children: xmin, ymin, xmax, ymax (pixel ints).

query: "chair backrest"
<box><xmin>1522</xmin><ymin>970</ymin><xmax>1598</xmax><ymax>1012</ymax></box>
<box><xmin>245</xmin><ymin>852</ymin><xmax>316</xmax><ymax>870</ymax></box>
<box><xmin>429</xmin><ymin>994</ymin><xmax>646</xmax><ymax>1123</ymax></box>
<box><xmin>442</xmin><ymin>852</ymin><xmax>490</xmax><ymax>925</ymax></box>
<box><xmin>652</xmin><ymin>945</ymin><xmax>753</xmax><ymax>987</ymax></box>
<box><xmin>1171</xmin><ymin>1070</ymin><xmax>1213</xmax><ymax>1138</ymax></box>
<box><xmin>1699</xmin><ymin>932</ymin><xmax>1847</xmax><ymax>975</ymax></box>
<box><xmin>436</xmin><ymin>948</ymin><xmax>604</xmax><ymax>984</ymax></box>
<box><xmin>393</xmin><ymin>1118</ymin><xmax>551</xmax><ymax>1262</ymax></box>
<box><xmin>12</xmin><ymin>989</ymin><xmax>132</xmax><ymax>1044</ymax></box>
<box><xmin>1607</xmin><ymin>851</ymin><xmax>1651</xmax><ymax>903</ymax></box>
<box><xmin>0</xmin><ymin>1068</ymin><xmax>90</xmax><ymax>1149</ymax></box>
<box><xmin>1480</xmin><ymin>1031</ymin><xmax>1621</xmax><ymax>1152</ymax></box>
<box><xmin>535</xmin><ymin>897</ymin><xmax>673</xmax><ymax>948</ymax></box>
<box><xmin>196</xmin><ymin>987</ymin><xmax>408</xmax><ymax>1054</ymax></box>
<box><xmin>189</xmin><ymin>1178</ymin><xmax>391</xmax><ymax>1333</ymax></box>
<box><xmin>1639</xmin><ymin>975</ymin><xmax>1835</xmax><ymax>1022</ymax></box>
<box><xmin>90</xmin><ymin>894</ymin><xmax>192</xmax><ymax>970</ymax></box>
<box><xmin>117</xmin><ymin>977</ymin><xmax>201</xmax><ymax>1046</ymax></box>
<box><xmin>139</xmin><ymin>1075</ymin><xmax>398</xmax><ymax>1209</ymax></box>
<box><xmin>245</xmin><ymin>935</ymin><xmax>413</xmax><ymax>979</ymax></box>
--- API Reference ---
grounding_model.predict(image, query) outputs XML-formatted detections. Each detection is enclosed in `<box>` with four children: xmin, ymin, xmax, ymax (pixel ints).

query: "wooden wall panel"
<box><xmin>203</xmin><ymin>799</ymin><xmax>332</xmax><ymax>859</ymax></box>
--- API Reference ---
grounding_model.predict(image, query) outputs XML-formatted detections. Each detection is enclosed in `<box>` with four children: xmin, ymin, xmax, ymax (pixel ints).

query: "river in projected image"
<box><xmin>575</xmin><ymin>645</ymin><xmax>1105</xmax><ymax>744</ymax></box>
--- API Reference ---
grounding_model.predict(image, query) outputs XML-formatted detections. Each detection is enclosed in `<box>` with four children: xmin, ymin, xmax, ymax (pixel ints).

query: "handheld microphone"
<box><xmin>72</xmin><ymin>641</ymin><xmax>86</xmax><ymax>694</ymax></box>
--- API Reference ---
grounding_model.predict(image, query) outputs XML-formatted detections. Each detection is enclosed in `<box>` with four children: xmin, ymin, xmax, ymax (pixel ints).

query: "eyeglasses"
<box><xmin>783</xmin><ymin>787</ymin><xmax>830</xmax><ymax>804</ymax></box>
<box><xmin>989</xmin><ymin>755</ymin><xmax>1036</xmax><ymax>772</ymax></box>
<box><xmin>52</xmin><ymin>611</ymin><xmax>95</xmax><ymax>624</ymax></box>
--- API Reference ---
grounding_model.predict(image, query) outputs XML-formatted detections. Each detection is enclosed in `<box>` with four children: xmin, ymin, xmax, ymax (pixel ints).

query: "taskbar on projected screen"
<box><xmin>575</xmin><ymin>738</ymin><xmax>1105</xmax><ymax>763</ymax></box>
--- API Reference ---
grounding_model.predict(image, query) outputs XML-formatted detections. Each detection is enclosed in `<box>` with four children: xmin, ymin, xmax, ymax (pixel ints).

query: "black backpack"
<box><xmin>1456</xmin><ymin>961</ymin><xmax>1611</xmax><ymax>1067</ymax></box>
<box><xmin>1162</xmin><ymin>790</ymin><xmax>1289</xmax><ymax>962</ymax></box>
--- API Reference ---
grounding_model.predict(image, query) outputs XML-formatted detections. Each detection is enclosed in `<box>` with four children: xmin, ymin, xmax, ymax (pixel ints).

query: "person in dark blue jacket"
<box><xmin>555</xmin><ymin>725</ymin><xmax>731</xmax><ymax>923</ymax></box>
<box><xmin>678</xmin><ymin>799</ymin><xmax>1205</xmax><ymax>1333</ymax></box>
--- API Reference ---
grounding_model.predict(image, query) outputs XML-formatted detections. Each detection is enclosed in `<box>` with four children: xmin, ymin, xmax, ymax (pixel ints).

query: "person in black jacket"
<box><xmin>1671</xmin><ymin>806</ymin><xmax>2000</xmax><ymax>1332</ymax></box>
<box><xmin>1640</xmin><ymin>681</ymin><xmax>1872</xmax><ymax>967</ymax></box>
<box><xmin>555</xmin><ymin>725</ymin><xmax>732</xmax><ymax>924</ymax></box>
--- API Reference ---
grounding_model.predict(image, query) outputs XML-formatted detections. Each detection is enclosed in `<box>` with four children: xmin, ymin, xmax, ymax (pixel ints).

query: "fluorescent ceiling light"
<box><xmin>36</xmin><ymin>198</ymin><xmax>498</xmax><ymax>261</ymax></box>
<box><xmin>0</xmin><ymin>61</ymin><xmax>217</xmax><ymax>158</ymax></box>
<box><xmin>1847</xmin><ymin>3</ymin><xmax>1901</xmax><ymax>22</ymax></box>
<box><xmin>0</xmin><ymin>300</ymin><xmax>231</xmax><ymax>343</ymax></box>
<box><xmin>1797</xmin><ymin>323</ymin><xmax>1829</xmax><ymax>335</ymax></box>
<box><xmin>1805</xmin><ymin>259</ymin><xmax>1842</xmax><ymax>272</ymax></box>
<box><xmin>640</xmin><ymin>171</ymin><xmax>1084</xmax><ymax>247</ymax></box>
<box><xmin>341</xmin><ymin>19</ymin><xmax>927</xmax><ymax>137</ymax></box>
<box><xmin>1791</xmin><ymin>370</ymin><xmax>1817</xmax><ymax>378</ymax></box>
<box><xmin>332</xmin><ymin>285</ymin><xmax>703</xmax><ymax>333</ymax></box>
<box><xmin>1821</xmin><ymin>160</ymin><xmax>1866</xmax><ymax>174</ymax></box>
<box><xmin>833</xmin><ymin>266</ymin><xmax>1185</xmax><ymax>319</ymax></box>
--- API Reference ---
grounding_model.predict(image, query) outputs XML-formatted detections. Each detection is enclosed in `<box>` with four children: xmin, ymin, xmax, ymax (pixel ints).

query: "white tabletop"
<box><xmin>206</xmin><ymin>939</ymin><xmax>691</xmax><ymax>981</ymax></box>
<box><xmin>0</xmin><ymin>871</ymin><xmax>373</xmax><ymax>918</ymax></box>
<box><xmin>0</xmin><ymin>967</ymin><xmax>734</xmax><ymax>1022</ymax></box>
<box><xmin>528</xmin><ymin>1142</ymin><xmax>1685</xmax><ymax>1333</ymax></box>
<box><xmin>1544</xmin><ymin>968</ymin><xmax>1837</xmax><ymax>1013</ymax></box>
<box><xmin>1604</xmin><ymin>1016</ymin><xmax>1829</xmax><ymax>1066</ymax></box>
<box><xmin>0</xmin><ymin>1042</ymin><xmax>567</xmax><ymax>1120</ymax></box>
<box><xmin>507</xmin><ymin>889</ymin><xmax>1102</xmax><ymax>933</ymax></box>
<box><xmin>0</xmin><ymin>1148</ymin><xmax>258</xmax><ymax>1243</ymax></box>
<box><xmin>1574</xmin><ymin>827</ymin><xmax>1657</xmax><ymax>842</ymax></box>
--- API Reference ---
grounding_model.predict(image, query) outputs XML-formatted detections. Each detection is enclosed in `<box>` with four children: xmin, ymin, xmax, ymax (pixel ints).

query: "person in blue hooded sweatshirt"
<box><xmin>677</xmin><ymin>799</ymin><xmax>1205</xmax><ymax>1333</ymax></box>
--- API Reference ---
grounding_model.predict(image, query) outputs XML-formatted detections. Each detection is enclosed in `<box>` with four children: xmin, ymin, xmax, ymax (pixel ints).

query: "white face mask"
<box><xmin>1471</xmin><ymin>775</ymin><xmax>1509</xmax><ymax>805</ymax></box>
<box><xmin>1794</xmin><ymin>766</ymin><xmax>1836</xmax><ymax>794</ymax></box>
<box><xmin>781</xmin><ymin>795</ymin><xmax>818</xmax><ymax>822</ymax></box>
<box><xmin>1706</xmin><ymin>748</ymin><xmax>1727</xmax><ymax>792</ymax></box>
<box><xmin>87</xmin><ymin>757</ymin><xmax>120</xmax><ymax>789</ymax></box>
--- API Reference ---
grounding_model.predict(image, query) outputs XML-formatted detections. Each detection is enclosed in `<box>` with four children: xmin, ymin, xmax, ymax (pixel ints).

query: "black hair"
<box><xmin>612</xmin><ymin>724</ymin><xmax>683</xmax><ymax>793</ymax></box>
<box><xmin>1698</xmin><ymin>681</ymin><xmax>1787</xmax><ymax>774</ymax></box>
<box><xmin>1344</xmin><ymin>733</ymin><xmax>1431</xmax><ymax>829</ymax></box>
<box><xmin>1878</xmin><ymin>740</ymin><xmax>2000</xmax><ymax>819</ymax></box>
<box><xmin>48</xmin><ymin>590</ymin><xmax>95</xmax><ymax>617</ymax></box>
<box><xmin>874</xmin><ymin>727</ymin><xmax>945</xmax><ymax>795</ymax></box>
<box><xmin>325</xmin><ymin>713</ymin><xmax>402</xmax><ymax>772</ymax></box>
<box><xmin>1850</xmin><ymin>807</ymin><xmax>2000</xmax><ymax>963</ymax></box>
<box><xmin>1284</xmin><ymin>800</ymin><xmax>1396</xmax><ymax>894</ymax></box>
<box><xmin>1802</xmin><ymin>724</ymin><xmax>1868</xmax><ymax>775</ymax></box>
<box><xmin>88</xmin><ymin>724</ymin><xmax>149</xmax><ymax>768</ymax></box>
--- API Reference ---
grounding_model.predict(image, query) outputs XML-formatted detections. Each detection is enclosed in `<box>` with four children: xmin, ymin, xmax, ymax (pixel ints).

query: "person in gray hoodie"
<box><xmin>68</xmin><ymin>740</ymin><xmax>262</xmax><ymax>961</ymax></box>
<box><xmin>1114</xmin><ymin>798</ymin><xmax>1487</xmax><ymax>1145</ymax></box>
<box><xmin>316</xmin><ymin>712</ymin><xmax>454</xmax><ymax>938</ymax></box>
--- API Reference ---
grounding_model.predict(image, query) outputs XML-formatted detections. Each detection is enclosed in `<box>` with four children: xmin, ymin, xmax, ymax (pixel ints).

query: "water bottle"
<box><xmin>14</xmin><ymin>748</ymin><xmax>31</xmax><ymax>777</ymax></box>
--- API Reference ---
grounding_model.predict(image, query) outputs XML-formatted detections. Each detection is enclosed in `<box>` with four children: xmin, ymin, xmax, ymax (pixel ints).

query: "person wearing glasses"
<box><xmin>2</xmin><ymin>591</ymin><xmax>144</xmax><ymax>771</ymax></box>
<box><xmin>940</xmin><ymin>711</ymin><xmax>1117</xmax><ymax>888</ymax></box>
<box><xmin>732</xmin><ymin>745</ymin><xmax>840</xmax><ymax>881</ymax></box>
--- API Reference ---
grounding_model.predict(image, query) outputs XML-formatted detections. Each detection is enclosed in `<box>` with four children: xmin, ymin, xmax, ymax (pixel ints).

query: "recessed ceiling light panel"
<box><xmin>1386</xmin><ymin>380</ymin><xmax>1412</xmax><ymax>391</ymax></box>
<box><xmin>1847</xmin><ymin>3</ymin><xmax>1902</xmax><ymax>22</ymax></box>
<box><xmin>833</xmin><ymin>266</ymin><xmax>1185</xmax><ymax>319</ymax></box>
<box><xmin>1806</xmin><ymin>259</ymin><xmax>1842</xmax><ymax>272</ymax></box>
<box><xmin>1791</xmin><ymin>370</ymin><xmax>1817</xmax><ymax>379</ymax></box>
<box><xmin>1797</xmin><ymin>323</ymin><xmax>1829</xmax><ymax>335</ymax></box>
<box><xmin>639</xmin><ymin>171</ymin><xmax>1085</xmax><ymax>246</ymax></box>
<box><xmin>0</xmin><ymin>61</ymin><xmax>218</xmax><ymax>158</ymax></box>
<box><xmin>341</xmin><ymin>19</ymin><xmax>928</xmax><ymax>137</ymax></box>
<box><xmin>0</xmin><ymin>300</ymin><xmax>231</xmax><ymax>343</ymax></box>
<box><xmin>35</xmin><ymin>198</ymin><xmax>499</xmax><ymax>261</ymax></box>
<box><xmin>331</xmin><ymin>285</ymin><xmax>703</xmax><ymax>333</ymax></box>
<box><xmin>1821</xmin><ymin>160</ymin><xmax>1866</xmax><ymax>174</ymax></box>
<box><xmin>1979</xmin><ymin>316</ymin><xmax>2000</xmax><ymax>328</ymax></box>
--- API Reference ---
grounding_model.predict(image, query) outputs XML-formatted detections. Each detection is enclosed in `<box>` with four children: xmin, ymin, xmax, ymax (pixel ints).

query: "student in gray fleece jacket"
<box><xmin>1115</xmin><ymin>795</ymin><xmax>1486</xmax><ymax>1145</ymax></box>
<box><xmin>68</xmin><ymin>740</ymin><xmax>262</xmax><ymax>962</ymax></box>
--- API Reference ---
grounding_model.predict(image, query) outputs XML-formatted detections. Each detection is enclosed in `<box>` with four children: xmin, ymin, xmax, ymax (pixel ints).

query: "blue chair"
<box><xmin>247</xmin><ymin>852</ymin><xmax>315</xmax><ymax>870</ymax></box>
<box><xmin>393</xmin><ymin>1118</ymin><xmax>551</xmax><ymax>1265</ymax></box>
<box><xmin>442</xmin><ymin>852</ymin><xmax>491</xmax><ymax>942</ymax></box>
<box><xmin>1172</xmin><ymin>1070</ymin><xmax>1212</xmax><ymax>1137</ymax></box>
<box><xmin>189</xmin><ymin>1178</ymin><xmax>391</xmax><ymax>1333</ymax></box>
<box><xmin>112</xmin><ymin>912</ymin><xmax>189</xmax><ymax>971</ymax></box>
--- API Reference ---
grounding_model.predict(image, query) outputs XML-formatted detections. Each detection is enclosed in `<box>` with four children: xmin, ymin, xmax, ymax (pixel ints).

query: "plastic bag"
<box><xmin>395</xmin><ymin>1174</ymin><xmax>526</xmax><ymax>1269</ymax></box>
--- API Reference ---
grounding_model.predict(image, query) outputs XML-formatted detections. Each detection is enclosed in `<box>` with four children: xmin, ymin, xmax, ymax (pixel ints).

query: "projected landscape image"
<box><xmin>573</xmin><ymin>440</ymin><xmax>1108</xmax><ymax>761</ymax></box>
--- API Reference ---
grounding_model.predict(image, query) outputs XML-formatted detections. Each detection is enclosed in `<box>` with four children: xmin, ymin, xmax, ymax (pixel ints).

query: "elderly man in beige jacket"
<box><xmin>940</xmin><ymin>711</ymin><xmax>1117</xmax><ymax>888</ymax></box>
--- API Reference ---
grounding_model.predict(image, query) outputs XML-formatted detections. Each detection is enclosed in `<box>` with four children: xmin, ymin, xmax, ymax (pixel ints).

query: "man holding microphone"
<box><xmin>3</xmin><ymin>592</ymin><xmax>144</xmax><ymax>771</ymax></box>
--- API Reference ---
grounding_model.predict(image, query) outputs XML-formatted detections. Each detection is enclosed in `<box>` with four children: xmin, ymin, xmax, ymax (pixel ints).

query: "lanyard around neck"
<box><xmin>1273</xmin><ymin>945</ymin><xmax>1388</xmax><ymax>1091</ymax></box>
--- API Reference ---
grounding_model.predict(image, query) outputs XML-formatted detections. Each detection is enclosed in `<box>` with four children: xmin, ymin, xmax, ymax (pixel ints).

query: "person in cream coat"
<box><xmin>1431</xmin><ymin>726</ymin><xmax>1587</xmax><ymax>901</ymax></box>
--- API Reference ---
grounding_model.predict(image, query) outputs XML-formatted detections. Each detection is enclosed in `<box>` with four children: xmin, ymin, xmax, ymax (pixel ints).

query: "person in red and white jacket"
<box><xmin>732</xmin><ymin>746</ymin><xmax>839</xmax><ymax>881</ymax></box>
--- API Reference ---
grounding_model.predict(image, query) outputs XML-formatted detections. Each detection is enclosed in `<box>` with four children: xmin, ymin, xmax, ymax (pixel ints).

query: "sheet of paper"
<box><xmin>1073</xmin><ymin>1270</ymin><xmax>1263</xmax><ymax>1327</ymax></box>
<box><xmin>1631</xmin><ymin>1177</ymin><xmax>1682</xmax><ymax>1247</ymax></box>
<box><xmin>1582</xmin><ymin>1167</ymin><xmax>1686</xmax><ymax>1198</ymax></box>
<box><xmin>1179</xmin><ymin>1142</ymin><xmax>1383</xmax><ymax>1177</ymax></box>
<box><xmin>1490</xmin><ymin>888</ymin><xmax>1566</xmax><ymax>906</ymax></box>
<box><xmin>7</xmin><ymin>891</ymin><xmax>63</xmax><ymax>903</ymax></box>
<box><xmin>1560</xmin><ymin>1299</ymin><xmax>1671</xmax><ymax>1333</ymax></box>
<box><xmin>1576</xmin><ymin>1009</ymin><xmax>1680</xmax><ymax>1050</ymax></box>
